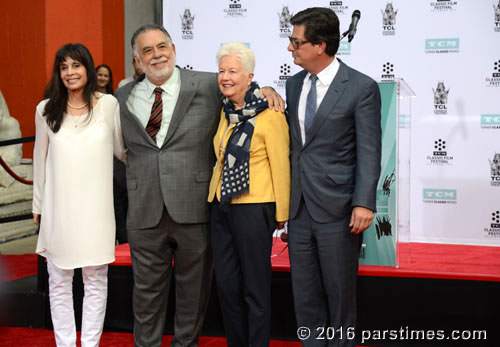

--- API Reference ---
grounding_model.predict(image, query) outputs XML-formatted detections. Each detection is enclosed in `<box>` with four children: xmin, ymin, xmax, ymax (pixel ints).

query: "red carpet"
<box><xmin>360</xmin><ymin>242</ymin><xmax>500</xmax><ymax>281</ymax></box>
<box><xmin>2</xmin><ymin>242</ymin><xmax>500</xmax><ymax>283</ymax></box>
<box><xmin>0</xmin><ymin>254</ymin><xmax>38</xmax><ymax>282</ymax></box>
<box><xmin>0</xmin><ymin>327</ymin><xmax>305</xmax><ymax>347</ymax></box>
<box><xmin>115</xmin><ymin>241</ymin><xmax>500</xmax><ymax>282</ymax></box>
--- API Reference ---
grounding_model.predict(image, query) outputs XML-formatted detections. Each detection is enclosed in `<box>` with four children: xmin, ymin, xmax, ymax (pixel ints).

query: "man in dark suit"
<box><xmin>115</xmin><ymin>24</ymin><xmax>283</xmax><ymax>347</ymax></box>
<box><xmin>285</xmin><ymin>8</ymin><xmax>382</xmax><ymax>347</ymax></box>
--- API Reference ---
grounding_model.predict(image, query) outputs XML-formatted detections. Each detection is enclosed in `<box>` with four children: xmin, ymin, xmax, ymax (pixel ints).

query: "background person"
<box><xmin>207</xmin><ymin>42</ymin><xmax>290</xmax><ymax>347</ymax></box>
<box><xmin>32</xmin><ymin>43</ymin><xmax>126</xmax><ymax>347</ymax></box>
<box><xmin>96</xmin><ymin>63</ymin><xmax>114</xmax><ymax>94</ymax></box>
<box><xmin>118</xmin><ymin>56</ymin><xmax>144</xmax><ymax>88</ymax></box>
<box><xmin>95</xmin><ymin>63</ymin><xmax>128</xmax><ymax>244</ymax></box>
<box><xmin>285</xmin><ymin>7</ymin><xmax>382</xmax><ymax>347</ymax></box>
<box><xmin>96</xmin><ymin>63</ymin><xmax>128</xmax><ymax>244</ymax></box>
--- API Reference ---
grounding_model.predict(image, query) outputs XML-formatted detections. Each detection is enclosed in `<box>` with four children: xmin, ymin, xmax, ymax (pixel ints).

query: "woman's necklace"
<box><xmin>67</xmin><ymin>101</ymin><xmax>88</xmax><ymax>109</ymax></box>
<box><xmin>68</xmin><ymin>114</ymin><xmax>84</xmax><ymax>128</ymax></box>
<box><xmin>67</xmin><ymin>94</ymin><xmax>94</xmax><ymax>127</ymax></box>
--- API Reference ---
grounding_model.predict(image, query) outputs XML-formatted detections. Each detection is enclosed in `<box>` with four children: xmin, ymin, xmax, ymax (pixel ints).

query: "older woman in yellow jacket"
<box><xmin>208</xmin><ymin>42</ymin><xmax>290</xmax><ymax>347</ymax></box>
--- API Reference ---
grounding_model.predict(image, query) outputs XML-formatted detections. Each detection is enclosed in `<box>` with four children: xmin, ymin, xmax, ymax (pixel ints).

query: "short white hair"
<box><xmin>216</xmin><ymin>41</ymin><xmax>255</xmax><ymax>73</ymax></box>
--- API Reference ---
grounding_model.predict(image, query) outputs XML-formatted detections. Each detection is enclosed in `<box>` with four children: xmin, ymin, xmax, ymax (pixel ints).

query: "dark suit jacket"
<box><xmin>286</xmin><ymin>60</ymin><xmax>381</xmax><ymax>223</ymax></box>
<box><xmin>115</xmin><ymin>69</ymin><xmax>222</xmax><ymax>229</ymax></box>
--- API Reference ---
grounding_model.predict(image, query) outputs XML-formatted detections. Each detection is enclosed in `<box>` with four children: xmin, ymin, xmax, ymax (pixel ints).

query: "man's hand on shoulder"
<box><xmin>349</xmin><ymin>206</ymin><xmax>374</xmax><ymax>234</ymax></box>
<box><xmin>260</xmin><ymin>87</ymin><xmax>285</xmax><ymax>113</ymax></box>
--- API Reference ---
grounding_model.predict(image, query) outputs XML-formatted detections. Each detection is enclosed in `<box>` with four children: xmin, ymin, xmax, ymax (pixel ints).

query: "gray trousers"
<box><xmin>128</xmin><ymin>207</ymin><xmax>213</xmax><ymax>347</ymax></box>
<box><xmin>288</xmin><ymin>200</ymin><xmax>362</xmax><ymax>347</ymax></box>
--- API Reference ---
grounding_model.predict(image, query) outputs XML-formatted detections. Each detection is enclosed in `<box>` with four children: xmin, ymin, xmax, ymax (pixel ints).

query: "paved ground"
<box><xmin>0</xmin><ymin>235</ymin><xmax>37</xmax><ymax>254</ymax></box>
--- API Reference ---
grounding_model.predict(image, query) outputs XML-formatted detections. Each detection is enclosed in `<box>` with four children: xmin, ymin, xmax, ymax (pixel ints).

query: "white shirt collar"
<box><xmin>305</xmin><ymin>57</ymin><xmax>340</xmax><ymax>87</ymax></box>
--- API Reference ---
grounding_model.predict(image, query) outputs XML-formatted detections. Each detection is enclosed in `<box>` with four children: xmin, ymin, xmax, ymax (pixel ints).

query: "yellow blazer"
<box><xmin>208</xmin><ymin>108</ymin><xmax>290</xmax><ymax>222</ymax></box>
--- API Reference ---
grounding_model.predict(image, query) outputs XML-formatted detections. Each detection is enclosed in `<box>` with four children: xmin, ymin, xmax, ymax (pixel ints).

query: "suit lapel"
<box><xmin>119</xmin><ymin>75</ymin><xmax>158</xmax><ymax>147</ymax></box>
<box><xmin>161</xmin><ymin>69</ymin><xmax>197</xmax><ymax>147</ymax></box>
<box><xmin>303</xmin><ymin>61</ymin><xmax>348</xmax><ymax>148</ymax></box>
<box><xmin>289</xmin><ymin>71</ymin><xmax>307</xmax><ymax>146</ymax></box>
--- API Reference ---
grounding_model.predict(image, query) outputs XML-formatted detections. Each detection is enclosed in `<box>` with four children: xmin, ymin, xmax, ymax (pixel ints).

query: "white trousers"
<box><xmin>47</xmin><ymin>258</ymin><xmax>108</xmax><ymax>347</ymax></box>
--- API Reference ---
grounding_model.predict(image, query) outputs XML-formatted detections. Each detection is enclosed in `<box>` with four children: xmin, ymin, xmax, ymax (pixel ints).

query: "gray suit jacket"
<box><xmin>115</xmin><ymin>69</ymin><xmax>221</xmax><ymax>229</ymax></box>
<box><xmin>286</xmin><ymin>60</ymin><xmax>381</xmax><ymax>223</ymax></box>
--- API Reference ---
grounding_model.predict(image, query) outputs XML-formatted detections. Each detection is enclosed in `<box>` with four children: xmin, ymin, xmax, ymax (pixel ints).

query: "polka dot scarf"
<box><xmin>219</xmin><ymin>82</ymin><xmax>269</xmax><ymax>210</ymax></box>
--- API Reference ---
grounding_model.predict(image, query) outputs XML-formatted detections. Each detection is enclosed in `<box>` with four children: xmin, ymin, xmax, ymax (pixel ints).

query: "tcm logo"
<box><xmin>229</xmin><ymin>0</ymin><xmax>241</xmax><ymax>8</ymax></box>
<box><xmin>493</xmin><ymin>60</ymin><xmax>500</xmax><ymax>78</ymax></box>
<box><xmin>273</xmin><ymin>63</ymin><xmax>292</xmax><ymax>90</ymax></box>
<box><xmin>337</xmin><ymin>41</ymin><xmax>351</xmax><ymax>55</ymax></box>
<box><xmin>491</xmin><ymin>211</ymin><xmax>500</xmax><ymax>228</ymax></box>
<box><xmin>423</xmin><ymin>189</ymin><xmax>457</xmax><ymax>202</ymax></box>
<box><xmin>481</xmin><ymin>114</ymin><xmax>500</xmax><ymax>129</ymax></box>
<box><xmin>180</xmin><ymin>9</ymin><xmax>194</xmax><ymax>40</ymax></box>
<box><xmin>425</xmin><ymin>38</ymin><xmax>459</xmax><ymax>53</ymax></box>
<box><xmin>433</xmin><ymin>138</ymin><xmax>446</xmax><ymax>155</ymax></box>
<box><xmin>279</xmin><ymin>63</ymin><xmax>291</xmax><ymax>80</ymax></box>
<box><xmin>381</xmin><ymin>62</ymin><xmax>395</xmax><ymax>80</ymax></box>
<box><xmin>329</xmin><ymin>1</ymin><xmax>349</xmax><ymax>15</ymax></box>
<box><xmin>278</xmin><ymin>5</ymin><xmax>293</xmax><ymax>38</ymax></box>
<box><xmin>484</xmin><ymin>210</ymin><xmax>500</xmax><ymax>237</ymax></box>
<box><xmin>485</xmin><ymin>60</ymin><xmax>500</xmax><ymax>87</ymax></box>
<box><xmin>224</xmin><ymin>0</ymin><xmax>247</xmax><ymax>17</ymax></box>
<box><xmin>430</xmin><ymin>0</ymin><xmax>458</xmax><ymax>12</ymax></box>
<box><xmin>427</xmin><ymin>138</ymin><xmax>453</xmax><ymax>165</ymax></box>
<box><xmin>433</xmin><ymin>81</ymin><xmax>449</xmax><ymax>114</ymax></box>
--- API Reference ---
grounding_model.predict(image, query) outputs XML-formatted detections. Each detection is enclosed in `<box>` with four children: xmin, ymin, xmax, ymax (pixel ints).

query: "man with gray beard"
<box><xmin>115</xmin><ymin>24</ymin><xmax>283</xmax><ymax>347</ymax></box>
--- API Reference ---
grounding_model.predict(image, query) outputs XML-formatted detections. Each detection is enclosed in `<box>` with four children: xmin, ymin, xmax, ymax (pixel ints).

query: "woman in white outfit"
<box><xmin>32</xmin><ymin>43</ymin><xmax>126</xmax><ymax>347</ymax></box>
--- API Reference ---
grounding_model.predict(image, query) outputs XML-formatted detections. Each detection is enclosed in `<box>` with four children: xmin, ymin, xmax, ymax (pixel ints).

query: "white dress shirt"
<box><xmin>298</xmin><ymin>57</ymin><xmax>340</xmax><ymax>145</ymax></box>
<box><xmin>126</xmin><ymin>67</ymin><xmax>181</xmax><ymax>147</ymax></box>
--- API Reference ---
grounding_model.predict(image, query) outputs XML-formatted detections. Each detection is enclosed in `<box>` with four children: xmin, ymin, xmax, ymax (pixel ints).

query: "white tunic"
<box><xmin>32</xmin><ymin>94</ymin><xmax>126</xmax><ymax>269</ymax></box>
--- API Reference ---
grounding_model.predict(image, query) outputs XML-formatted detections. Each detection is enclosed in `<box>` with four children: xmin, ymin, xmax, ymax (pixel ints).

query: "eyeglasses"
<box><xmin>288</xmin><ymin>36</ymin><xmax>311</xmax><ymax>49</ymax></box>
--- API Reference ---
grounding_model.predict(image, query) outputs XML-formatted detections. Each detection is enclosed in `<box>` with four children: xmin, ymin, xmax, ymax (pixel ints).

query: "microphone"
<box><xmin>340</xmin><ymin>10</ymin><xmax>361</xmax><ymax>42</ymax></box>
<box><xmin>347</xmin><ymin>10</ymin><xmax>361</xmax><ymax>42</ymax></box>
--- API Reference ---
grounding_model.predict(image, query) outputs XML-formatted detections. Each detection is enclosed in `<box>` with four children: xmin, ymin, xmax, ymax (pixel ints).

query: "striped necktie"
<box><xmin>146</xmin><ymin>87</ymin><xmax>163</xmax><ymax>141</ymax></box>
<box><xmin>304</xmin><ymin>74</ymin><xmax>318</xmax><ymax>139</ymax></box>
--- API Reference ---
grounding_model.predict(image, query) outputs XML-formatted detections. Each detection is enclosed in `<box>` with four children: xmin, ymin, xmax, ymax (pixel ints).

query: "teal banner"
<box><xmin>359</xmin><ymin>82</ymin><xmax>398</xmax><ymax>266</ymax></box>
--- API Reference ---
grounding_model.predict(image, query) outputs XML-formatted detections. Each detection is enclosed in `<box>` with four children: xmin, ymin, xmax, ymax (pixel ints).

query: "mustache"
<box><xmin>150</xmin><ymin>57</ymin><xmax>168</xmax><ymax>66</ymax></box>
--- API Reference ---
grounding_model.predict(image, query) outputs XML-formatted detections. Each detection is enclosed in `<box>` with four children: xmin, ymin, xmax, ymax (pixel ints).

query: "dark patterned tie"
<box><xmin>146</xmin><ymin>87</ymin><xmax>163</xmax><ymax>141</ymax></box>
<box><xmin>304</xmin><ymin>74</ymin><xmax>318</xmax><ymax>139</ymax></box>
